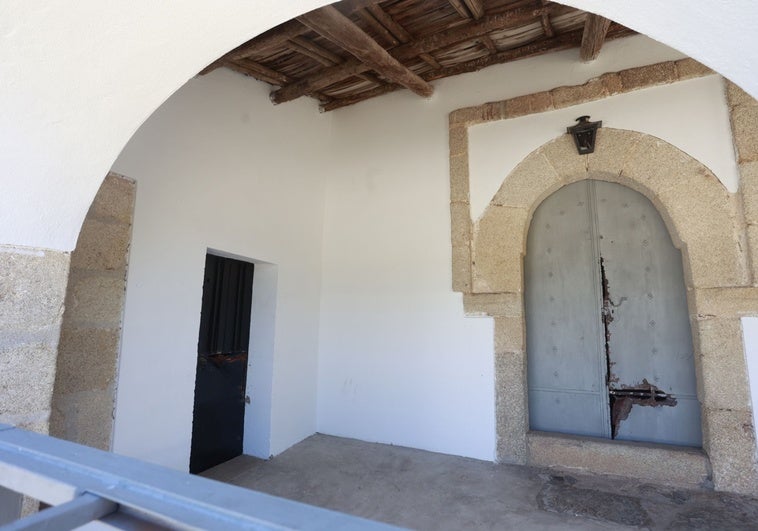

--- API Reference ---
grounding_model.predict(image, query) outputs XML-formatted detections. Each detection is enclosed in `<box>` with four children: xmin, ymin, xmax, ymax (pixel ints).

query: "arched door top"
<box><xmin>470</xmin><ymin>128</ymin><xmax>746</xmax><ymax>293</ymax></box>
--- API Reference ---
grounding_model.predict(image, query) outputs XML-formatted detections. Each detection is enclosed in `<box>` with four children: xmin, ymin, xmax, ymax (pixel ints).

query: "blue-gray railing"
<box><xmin>0</xmin><ymin>424</ymin><xmax>402</xmax><ymax>530</ymax></box>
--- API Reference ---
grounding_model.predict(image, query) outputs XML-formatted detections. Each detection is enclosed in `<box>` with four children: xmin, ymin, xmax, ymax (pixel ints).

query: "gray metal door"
<box><xmin>526</xmin><ymin>180</ymin><xmax>701</xmax><ymax>447</ymax></box>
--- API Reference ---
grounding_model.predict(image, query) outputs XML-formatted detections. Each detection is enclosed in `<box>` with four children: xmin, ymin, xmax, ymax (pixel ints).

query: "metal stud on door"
<box><xmin>526</xmin><ymin>180</ymin><xmax>701</xmax><ymax>447</ymax></box>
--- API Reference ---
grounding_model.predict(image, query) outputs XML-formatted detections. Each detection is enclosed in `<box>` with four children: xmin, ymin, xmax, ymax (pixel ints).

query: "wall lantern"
<box><xmin>567</xmin><ymin>115</ymin><xmax>602</xmax><ymax>155</ymax></box>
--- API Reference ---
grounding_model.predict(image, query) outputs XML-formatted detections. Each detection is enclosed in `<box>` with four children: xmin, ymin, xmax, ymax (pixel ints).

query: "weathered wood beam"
<box><xmin>480</xmin><ymin>35</ymin><xmax>498</xmax><ymax>54</ymax></box>
<box><xmin>419</xmin><ymin>53</ymin><xmax>442</xmax><ymax>70</ymax></box>
<box><xmin>288</xmin><ymin>36</ymin><xmax>343</xmax><ymax>66</ymax></box>
<box><xmin>200</xmin><ymin>1</ymin><xmax>384</xmax><ymax>75</ymax></box>
<box><xmin>199</xmin><ymin>20</ymin><xmax>309</xmax><ymax>74</ymax></box>
<box><xmin>297</xmin><ymin>6</ymin><xmax>433</xmax><ymax>97</ymax></box>
<box><xmin>395</xmin><ymin>6</ymin><xmax>544</xmax><ymax>59</ymax></box>
<box><xmin>580</xmin><ymin>14</ymin><xmax>612</xmax><ymax>62</ymax></box>
<box><xmin>425</xmin><ymin>24</ymin><xmax>633</xmax><ymax>81</ymax></box>
<box><xmin>321</xmin><ymin>84</ymin><xmax>400</xmax><ymax>112</ymax></box>
<box><xmin>448</xmin><ymin>0</ymin><xmax>473</xmax><ymax>19</ymax></box>
<box><xmin>272</xmin><ymin>5</ymin><xmax>546</xmax><ymax>104</ymax></box>
<box><xmin>322</xmin><ymin>24</ymin><xmax>634</xmax><ymax>111</ymax></box>
<box><xmin>225</xmin><ymin>59</ymin><xmax>293</xmax><ymax>86</ymax></box>
<box><xmin>289</xmin><ymin>36</ymin><xmax>383</xmax><ymax>87</ymax></box>
<box><xmin>356</xmin><ymin>9</ymin><xmax>400</xmax><ymax>47</ymax></box>
<box><xmin>540</xmin><ymin>12</ymin><xmax>554</xmax><ymax>37</ymax></box>
<box><xmin>463</xmin><ymin>0</ymin><xmax>485</xmax><ymax>20</ymax></box>
<box><xmin>366</xmin><ymin>5</ymin><xmax>412</xmax><ymax>42</ymax></box>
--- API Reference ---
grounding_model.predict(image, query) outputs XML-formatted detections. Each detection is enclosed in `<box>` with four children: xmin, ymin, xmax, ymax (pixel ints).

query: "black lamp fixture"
<box><xmin>567</xmin><ymin>115</ymin><xmax>602</xmax><ymax>155</ymax></box>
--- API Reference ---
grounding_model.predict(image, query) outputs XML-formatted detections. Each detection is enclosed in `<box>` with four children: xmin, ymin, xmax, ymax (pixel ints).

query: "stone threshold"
<box><xmin>527</xmin><ymin>431</ymin><xmax>711</xmax><ymax>490</ymax></box>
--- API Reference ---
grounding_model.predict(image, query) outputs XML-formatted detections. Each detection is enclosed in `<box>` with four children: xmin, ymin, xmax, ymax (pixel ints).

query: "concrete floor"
<box><xmin>203</xmin><ymin>434</ymin><xmax>758</xmax><ymax>530</ymax></box>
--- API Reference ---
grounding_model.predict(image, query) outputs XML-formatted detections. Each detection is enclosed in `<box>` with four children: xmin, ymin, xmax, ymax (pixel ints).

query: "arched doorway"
<box><xmin>525</xmin><ymin>180</ymin><xmax>701</xmax><ymax>446</ymax></box>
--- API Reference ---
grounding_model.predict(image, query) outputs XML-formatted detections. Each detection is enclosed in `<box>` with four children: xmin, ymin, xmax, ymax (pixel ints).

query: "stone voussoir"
<box><xmin>462</xmin><ymin>292</ymin><xmax>522</xmax><ymax>317</ymax></box>
<box><xmin>492</xmin><ymin>153</ymin><xmax>561</xmax><ymax>209</ymax></box>
<box><xmin>619</xmin><ymin>61</ymin><xmax>677</xmax><ymax>91</ymax></box>
<box><xmin>551</xmin><ymin>77</ymin><xmax>607</xmax><ymax>109</ymax></box>
<box><xmin>472</xmin><ymin>205</ymin><xmax>528</xmax><ymax>293</ymax></box>
<box><xmin>674</xmin><ymin>58</ymin><xmax>713</xmax><ymax>80</ymax></box>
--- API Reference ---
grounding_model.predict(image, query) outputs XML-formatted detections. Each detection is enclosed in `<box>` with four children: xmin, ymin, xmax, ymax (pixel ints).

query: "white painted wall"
<box><xmin>317</xmin><ymin>36</ymin><xmax>691</xmax><ymax>461</ymax></box>
<box><xmin>469</xmin><ymin>75</ymin><xmax>738</xmax><ymax>220</ymax></box>
<box><xmin>742</xmin><ymin>318</ymin><xmax>758</xmax><ymax>453</ymax></box>
<box><xmin>110</xmin><ymin>69</ymin><xmax>332</xmax><ymax>469</ymax></box>
<box><xmin>0</xmin><ymin>0</ymin><xmax>333</xmax><ymax>252</ymax></box>
<box><xmin>2</xmin><ymin>0</ymin><xmax>758</xmax><ymax>255</ymax></box>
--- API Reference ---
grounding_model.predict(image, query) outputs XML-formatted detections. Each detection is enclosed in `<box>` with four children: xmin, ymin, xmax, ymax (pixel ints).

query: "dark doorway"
<box><xmin>190</xmin><ymin>253</ymin><xmax>254</xmax><ymax>473</ymax></box>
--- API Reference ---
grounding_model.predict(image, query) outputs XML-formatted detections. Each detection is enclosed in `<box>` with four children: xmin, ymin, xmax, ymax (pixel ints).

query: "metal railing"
<box><xmin>0</xmin><ymin>424</ymin><xmax>401</xmax><ymax>530</ymax></box>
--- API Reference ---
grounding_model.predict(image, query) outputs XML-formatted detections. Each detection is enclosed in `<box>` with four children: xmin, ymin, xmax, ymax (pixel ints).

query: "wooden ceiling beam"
<box><xmin>463</xmin><ymin>0</ymin><xmax>485</xmax><ymax>20</ymax></box>
<box><xmin>397</xmin><ymin>6</ymin><xmax>545</xmax><ymax>59</ymax></box>
<box><xmin>225</xmin><ymin>59</ymin><xmax>293</xmax><ymax>86</ymax></box>
<box><xmin>480</xmin><ymin>35</ymin><xmax>498</xmax><ymax>54</ymax></box>
<box><xmin>288</xmin><ymin>36</ymin><xmax>343</xmax><ymax>66</ymax></box>
<box><xmin>366</xmin><ymin>5</ymin><xmax>413</xmax><ymax>42</ymax></box>
<box><xmin>200</xmin><ymin>1</ymin><xmax>385</xmax><ymax>75</ymax></box>
<box><xmin>322</xmin><ymin>24</ymin><xmax>634</xmax><ymax>111</ymax></box>
<box><xmin>540</xmin><ymin>12</ymin><xmax>554</xmax><ymax>37</ymax></box>
<box><xmin>580</xmin><ymin>14</ymin><xmax>612</xmax><ymax>62</ymax></box>
<box><xmin>356</xmin><ymin>9</ymin><xmax>400</xmax><ymax>47</ymax></box>
<box><xmin>200</xmin><ymin>20</ymin><xmax>309</xmax><ymax>75</ymax></box>
<box><xmin>272</xmin><ymin>5</ymin><xmax>547</xmax><ymax>104</ymax></box>
<box><xmin>448</xmin><ymin>0</ymin><xmax>473</xmax><ymax>19</ymax></box>
<box><xmin>425</xmin><ymin>24</ymin><xmax>633</xmax><ymax>81</ymax></box>
<box><xmin>364</xmin><ymin>5</ymin><xmax>445</xmax><ymax>71</ymax></box>
<box><xmin>321</xmin><ymin>84</ymin><xmax>400</xmax><ymax>112</ymax></box>
<box><xmin>419</xmin><ymin>53</ymin><xmax>442</xmax><ymax>70</ymax></box>
<box><xmin>297</xmin><ymin>6</ymin><xmax>433</xmax><ymax>97</ymax></box>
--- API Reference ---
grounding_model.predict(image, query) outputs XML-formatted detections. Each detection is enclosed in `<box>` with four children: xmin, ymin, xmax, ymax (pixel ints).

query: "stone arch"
<box><xmin>471</xmin><ymin>128</ymin><xmax>747</xmax><ymax>294</ymax></box>
<box><xmin>459</xmin><ymin>128</ymin><xmax>757</xmax><ymax>495</ymax></box>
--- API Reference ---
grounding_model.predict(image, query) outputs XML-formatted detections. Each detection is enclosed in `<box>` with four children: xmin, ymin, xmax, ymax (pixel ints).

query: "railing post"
<box><xmin>0</xmin><ymin>487</ymin><xmax>22</xmax><ymax>524</ymax></box>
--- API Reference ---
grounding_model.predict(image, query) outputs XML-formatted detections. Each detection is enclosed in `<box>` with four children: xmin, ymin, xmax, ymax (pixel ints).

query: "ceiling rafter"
<box><xmin>580</xmin><ymin>14</ymin><xmax>612</xmax><ymax>61</ymax></box>
<box><xmin>297</xmin><ymin>5</ymin><xmax>433</xmax><ymax>98</ymax></box>
<box><xmin>323</xmin><ymin>23</ymin><xmax>634</xmax><ymax>111</ymax></box>
<box><xmin>448</xmin><ymin>0</ymin><xmax>473</xmax><ymax>20</ymax></box>
<box><xmin>463</xmin><ymin>0</ymin><xmax>485</xmax><ymax>20</ymax></box>
<box><xmin>271</xmin><ymin>5</ymin><xmax>549</xmax><ymax>104</ymax></box>
<box><xmin>198</xmin><ymin>1</ymin><xmax>637</xmax><ymax>111</ymax></box>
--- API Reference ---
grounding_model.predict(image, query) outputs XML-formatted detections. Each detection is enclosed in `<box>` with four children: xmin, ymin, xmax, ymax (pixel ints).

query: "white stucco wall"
<box><xmin>1</xmin><ymin>0</ymin><xmax>757</xmax><ymax>255</ymax></box>
<box><xmin>0</xmin><ymin>0</ymin><xmax>333</xmax><ymax>252</ymax></box>
<box><xmin>110</xmin><ymin>69</ymin><xmax>332</xmax><ymax>469</ymax></box>
<box><xmin>316</xmin><ymin>36</ymin><xmax>694</xmax><ymax>461</ymax></box>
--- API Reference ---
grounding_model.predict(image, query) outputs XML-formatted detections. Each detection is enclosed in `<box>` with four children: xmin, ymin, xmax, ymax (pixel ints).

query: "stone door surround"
<box><xmin>449</xmin><ymin>59</ymin><xmax>758</xmax><ymax>496</ymax></box>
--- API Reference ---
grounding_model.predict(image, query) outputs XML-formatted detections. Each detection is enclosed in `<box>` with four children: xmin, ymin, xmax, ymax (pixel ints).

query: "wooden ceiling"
<box><xmin>200</xmin><ymin>0</ymin><xmax>635</xmax><ymax>111</ymax></box>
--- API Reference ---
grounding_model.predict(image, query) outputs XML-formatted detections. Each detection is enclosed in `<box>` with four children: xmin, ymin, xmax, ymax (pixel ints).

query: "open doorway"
<box><xmin>190</xmin><ymin>253</ymin><xmax>254</xmax><ymax>473</ymax></box>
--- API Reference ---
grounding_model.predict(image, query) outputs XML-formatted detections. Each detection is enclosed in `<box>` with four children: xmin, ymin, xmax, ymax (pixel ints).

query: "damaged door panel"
<box><xmin>594</xmin><ymin>180</ymin><xmax>701</xmax><ymax>447</ymax></box>
<box><xmin>526</xmin><ymin>180</ymin><xmax>702</xmax><ymax>447</ymax></box>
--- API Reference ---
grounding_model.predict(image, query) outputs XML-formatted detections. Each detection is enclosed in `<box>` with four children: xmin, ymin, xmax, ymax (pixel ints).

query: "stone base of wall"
<box><xmin>0</xmin><ymin>246</ymin><xmax>70</xmax><ymax>433</ymax></box>
<box><xmin>528</xmin><ymin>432</ymin><xmax>711</xmax><ymax>489</ymax></box>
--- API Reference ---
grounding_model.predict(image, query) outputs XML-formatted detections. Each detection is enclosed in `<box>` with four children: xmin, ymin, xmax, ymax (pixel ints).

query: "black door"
<box><xmin>190</xmin><ymin>253</ymin><xmax>254</xmax><ymax>473</ymax></box>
